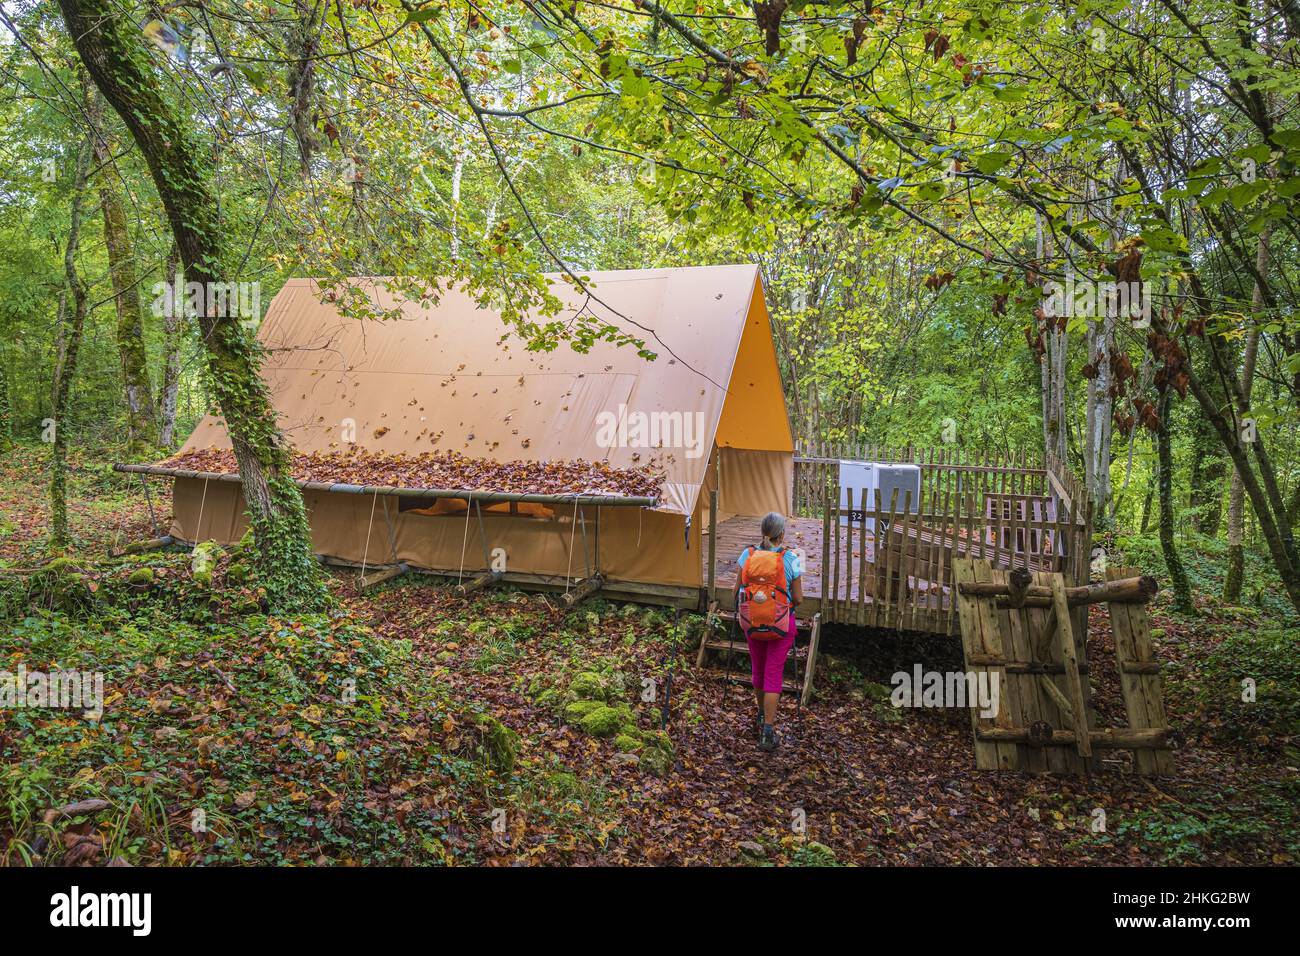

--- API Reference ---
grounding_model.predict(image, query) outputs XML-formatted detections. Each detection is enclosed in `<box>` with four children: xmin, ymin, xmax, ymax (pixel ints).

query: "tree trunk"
<box><xmin>57</xmin><ymin>0</ymin><xmax>326</xmax><ymax>611</ymax></box>
<box><xmin>1139</xmin><ymin>459</ymin><xmax>1155</xmax><ymax>534</ymax></box>
<box><xmin>49</xmin><ymin>131</ymin><xmax>93</xmax><ymax>554</ymax></box>
<box><xmin>1156</xmin><ymin>390</ymin><xmax>1195</xmax><ymax>613</ymax></box>
<box><xmin>91</xmin><ymin>110</ymin><xmax>158</xmax><ymax>455</ymax></box>
<box><xmin>1084</xmin><ymin>310</ymin><xmax>1114</xmax><ymax>528</ymax></box>
<box><xmin>286</xmin><ymin>0</ymin><xmax>323</xmax><ymax>174</ymax></box>
<box><xmin>158</xmin><ymin>251</ymin><xmax>182</xmax><ymax>449</ymax></box>
<box><xmin>1224</xmin><ymin>225</ymin><xmax>1270</xmax><ymax>601</ymax></box>
<box><xmin>0</xmin><ymin>349</ymin><xmax>11</xmax><ymax>454</ymax></box>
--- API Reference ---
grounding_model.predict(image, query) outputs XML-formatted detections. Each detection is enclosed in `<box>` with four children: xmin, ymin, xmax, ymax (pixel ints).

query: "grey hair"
<box><xmin>760</xmin><ymin>511</ymin><xmax>786</xmax><ymax>546</ymax></box>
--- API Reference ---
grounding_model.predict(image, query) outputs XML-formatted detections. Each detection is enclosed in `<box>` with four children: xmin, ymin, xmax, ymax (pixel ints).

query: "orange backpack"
<box><xmin>738</xmin><ymin>546</ymin><xmax>793</xmax><ymax>640</ymax></box>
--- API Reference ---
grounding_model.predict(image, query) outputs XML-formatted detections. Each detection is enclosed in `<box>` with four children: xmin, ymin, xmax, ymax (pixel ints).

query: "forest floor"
<box><xmin>1</xmin><ymin>443</ymin><xmax>1296</xmax><ymax>866</ymax></box>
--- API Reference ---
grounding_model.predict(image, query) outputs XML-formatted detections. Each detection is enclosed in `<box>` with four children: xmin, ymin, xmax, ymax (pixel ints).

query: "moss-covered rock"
<box><xmin>862</xmin><ymin>680</ymin><xmax>893</xmax><ymax>703</ymax></box>
<box><xmin>534</xmin><ymin>687</ymin><xmax>561</xmax><ymax>709</ymax></box>
<box><xmin>614</xmin><ymin>733</ymin><xmax>642</xmax><ymax>753</ymax></box>
<box><xmin>190</xmin><ymin>540</ymin><xmax>223</xmax><ymax>587</ymax></box>
<box><xmin>29</xmin><ymin>557</ymin><xmax>95</xmax><ymax>612</ymax></box>
<box><xmin>563</xmin><ymin>700</ymin><xmax>605</xmax><ymax>724</ymax></box>
<box><xmin>226</xmin><ymin>561</ymin><xmax>250</xmax><ymax>584</ymax></box>
<box><xmin>640</xmin><ymin>740</ymin><xmax>674</xmax><ymax>776</ymax></box>
<box><xmin>791</xmin><ymin>841</ymin><xmax>840</xmax><ymax>867</ymax></box>
<box><xmin>128</xmin><ymin>567</ymin><xmax>155</xmax><ymax>586</ymax></box>
<box><xmin>570</xmin><ymin>671</ymin><xmax>607</xmax><ymax>701</ymax></box>
<box><xmin>578</xmin><ymin>705</ymin><xmax>627</xmax><ymax>737</ymax></box>
<box><xmin>471</xmin><ymin>713</ymin><xmax>519</xmax><ymax>774</ymax></box>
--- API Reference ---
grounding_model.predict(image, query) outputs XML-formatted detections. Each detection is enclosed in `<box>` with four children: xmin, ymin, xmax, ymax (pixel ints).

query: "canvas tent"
<box><xmin>137</xmin><ymin>265</ymin><xmax>792</xmax><ymax>603</ymax></box>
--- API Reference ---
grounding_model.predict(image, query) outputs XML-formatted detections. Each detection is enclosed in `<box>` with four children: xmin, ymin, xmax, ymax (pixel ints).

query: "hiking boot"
<box><xmin>759</xmin><ymin>724</ymin><xmax>778</xmax><ymax>752</ymax></box>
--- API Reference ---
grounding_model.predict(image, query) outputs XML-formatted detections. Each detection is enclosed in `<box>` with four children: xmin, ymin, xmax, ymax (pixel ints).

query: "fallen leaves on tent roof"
<box><xmin>159</xmin><ymin>448</ymin><xmax>666</xmax><ymax>499</ymax></box>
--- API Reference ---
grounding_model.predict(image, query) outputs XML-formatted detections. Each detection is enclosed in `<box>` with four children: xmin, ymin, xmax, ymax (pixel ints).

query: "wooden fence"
<box><xmin>793</xmin><ymin>441</ymin><xmax>1064</xmax><ymax>518</ymax></box>
<box><xmin>797</xmin><ymin>442</ymin><xmax>1092</xmax><ymax>634</ymax></box>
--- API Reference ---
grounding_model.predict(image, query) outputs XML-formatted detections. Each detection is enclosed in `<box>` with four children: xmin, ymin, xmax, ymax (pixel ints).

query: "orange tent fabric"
<box><xmin>169</xmin><ymin>266</ymin><xmax>792</xmax><ymax>589</ymax></box>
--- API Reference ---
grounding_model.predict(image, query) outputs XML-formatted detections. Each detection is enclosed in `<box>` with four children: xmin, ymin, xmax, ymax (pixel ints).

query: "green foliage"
<box><xmin>1115</xmin><ymin>780</ymin><xmax>1300</xmax><ymax>864</ymax></box>
<box><xmin>0</xmin><ymin>551</ymin><xmax>496</xmax><ymax>865</ymax></box>
<box><xmin>1171</xmin><ymin>628</ymin><xmax>1300</xmax><ymax>758</ymax></box>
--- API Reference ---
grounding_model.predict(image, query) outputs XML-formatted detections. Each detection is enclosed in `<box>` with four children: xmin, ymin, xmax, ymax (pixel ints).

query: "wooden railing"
<box><xmin>796</xmin><ymin>442</ymin><xmax>1092</xmax><ymax>634</ymax></box>
<box><xmin>793</xmin><ymin>442</ymin><xmax>1054</xmax><ymax>518</ymax></box>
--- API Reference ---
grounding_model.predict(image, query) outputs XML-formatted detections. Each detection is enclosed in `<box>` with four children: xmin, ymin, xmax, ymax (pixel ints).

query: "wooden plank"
<box><xmin>1050</xmin><ymin>575</ymin><xmax>1092</xmax><ymax>758</ymax></box>
<box><xmin>696</xmin><ymin>600</ymin><xmax>719</xmax><ymax>668</ymax></box>
<box><xmin>953</xmin><ymin>559</ymin><xmax>1020</xmax><ymax>769</ymax></box>
<box><xmin>1002</xmin><ymin>572</ymin><xmax>1049</xmax><ymax>772</ymax></box>
<box><xmin>857</xmin><ymin>487</ymin><xmax>869</xmax><ymax>626</ymax></box>
<box><xmin>706</xmin><ymin>489</ymin><xmax>717</xmax><ymax>601</ymax></box>
<box><xmin>1026</xmin><ymin>570</ymin><xmax>1071</xmax><ymax>773</ymax></box>
<box><xmin>820</xmin><ymin>494</ymin><xmax>832</xmax><ymax>622</ymax></box>
<box><xmin>831</xmin><ymin>485</ymin><xmax>843</xmax><ymax>623</ymax></box>
<box><xmin>800</xmin><ymin>613</ymin><xmax>822</xmax><ymax>706</ymax></box>
<box><xmin>1107</xmin><ymin>565</ymin><xmax>1175</xmax><ymax>775</ymax></box>
<box><xmin>881</xmin><ymin>488</ymin><xmax>899</xmax><ymax>629</ymax></box>
<box><xmin>871</xmin><ymin>490</ymin><xmax>884</xmax><ymax>628</ymax></box>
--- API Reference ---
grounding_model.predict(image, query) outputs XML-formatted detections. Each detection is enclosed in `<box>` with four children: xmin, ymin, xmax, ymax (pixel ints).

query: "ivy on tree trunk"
<box><xmin>57</xmin><ymin>0</ymin><xmax>326</xmax><ymax>611</ymax></box>
<box><xmin>0</xmin><ymin>349</ymin><xmax>11</xmax><ymax>454</ymax></box>
<box><xmin>1156</xmin><ymin>390</ymin><xmax>1195</xmax><ymax>614</ymax></box>
<box><xmin>49</xmin><ymin>130</ymin><xmax>92</xmax><ymax>554</ymax></box>
<box><xmin>92</xmin><ymin>113</ymin><xmax>159</xmax><ymax>456</ymax></box>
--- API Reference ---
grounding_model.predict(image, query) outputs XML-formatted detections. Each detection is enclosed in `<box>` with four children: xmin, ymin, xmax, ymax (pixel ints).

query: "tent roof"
<box><xmin>177</xmin><ymin>265</ymin><xmax>792</xmax><ymax>515</ymax></box>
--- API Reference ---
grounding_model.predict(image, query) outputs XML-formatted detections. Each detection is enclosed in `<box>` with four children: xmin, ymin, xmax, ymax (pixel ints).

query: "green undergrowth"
<box><xmin>527</xmin><ymin>652</ymin><xmax>676</xmax><ymax>776</ymax></box>
<box><xmin>1115</xmin><ymin>531</ymin><xmax>1299</xmax><ymax>625</ymax></box>
<box><xmin>1162</xmin><ymin>626</ymin><xmax>1300</xmax><ymax>760</ymax></box>
<box><xmin>0</xmin><ymin>550</ymin><xmax>507</xmax><ymax>866</ymax></box>
<box><xmin>1113</xmin><ymin>778</ymin><xmax>1300</xmax><ymax>865</ymax></box>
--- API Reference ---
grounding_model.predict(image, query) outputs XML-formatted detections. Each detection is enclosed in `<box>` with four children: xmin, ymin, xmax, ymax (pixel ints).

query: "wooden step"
<box><xmin>698</xmin><ymin>603</ymin><xmax>823</xmax><ymax>708</ymax></box>
<box><xmin>709</xmin><ymin>608</ymin><xmax>814</xmax><ymax>633</ymax></box>
<box><xmin>701</xmin><ymin>638</ymin><xmax>809</xmax><ymax>656</ymax></box>
<box><xmin>704</xmin><ymin>669</ymin><xmax>803</xmax><ymax>696</ymax></box>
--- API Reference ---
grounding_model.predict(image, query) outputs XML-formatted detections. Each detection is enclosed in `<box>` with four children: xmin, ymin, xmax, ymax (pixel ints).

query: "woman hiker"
<box><xmin>734</xmin><ymin>511</ymin><xmax>803</xmax><ymax>752</ymax></box>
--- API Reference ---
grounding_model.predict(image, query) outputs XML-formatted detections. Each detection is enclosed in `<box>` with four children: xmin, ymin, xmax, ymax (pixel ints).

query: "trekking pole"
<box><xmin>726</xmin><ymin>607</ymin><xmax>739</xmax><ymax>679</ymax></box>
<box><xmin>794</xmin><ymin>614</ymin><xmax>803</xmax><ymax>720</ymax></box>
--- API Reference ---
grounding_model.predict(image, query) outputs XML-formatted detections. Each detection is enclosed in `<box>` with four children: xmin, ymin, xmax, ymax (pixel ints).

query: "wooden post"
<box><xmin>359</xmin><ymin>562</ymin><xmax>409</xmax><ymax>591</ymax></box>
<box><xmin>110</xmin><ymin>534</ymin><xmax>174</xmax><ymax>558</ymax></box>
<box><xmin>454</xmin><ymin>568</ymin><xmax>502</xmax><ymax>595</ymax></box>
<box><xmin>706</xmin><ymin>489</ymin><xmax>717</xmax><ymax>605</ymax></box>
<box><xmin>856</xmin><ymin>487</ymin><xmax>868</xmax><ymax>626</ymax></box>
<box><xmin>696</xmin><ymin>600</ymin><xmax>719</xmax><ymax>669</ymax></box>
<box><xmin>1050</xmin><ymin>575</ymin><xmax>1092</xmax><ymax>758</ymax></box>
<box><xmin>561</xmin><ymin>573</ymin><xmax>605</xmax><ymax>607</ymax></box>
<box><xmin>1107</xmin><ymin>566</ymin><xmax>1175</xmax><ymax>775</ymax></box>
<box><xmin>820</xmin><ymin>484</ymin><xmax>832</xmax><ymax>623</ymax></box>
<box><xmin>1005</xmin><ymin>567</ymin><xmax>1034</xmax><ymax>608</ymax></box>
<box><xmin>800</xmin><ymin>613</ymin><xmax>822</xmax><ymax>706</ymax></box>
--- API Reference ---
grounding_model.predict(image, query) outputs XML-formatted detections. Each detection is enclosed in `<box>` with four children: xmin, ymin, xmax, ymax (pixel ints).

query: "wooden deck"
<box><xmin>704</xmin><ymin>505</ymin><xmax>1079</xmax><ymax>636</ymax></box>
<box><xmin>704</xmin><ymin>514</ymin><xmax>950</xmax><ymax>632</ymax></box>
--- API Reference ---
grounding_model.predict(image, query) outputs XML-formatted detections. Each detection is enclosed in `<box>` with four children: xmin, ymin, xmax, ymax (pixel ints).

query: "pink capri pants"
<box><xmin>744</xmin><ymin>615</ymin><xmax>797</xmax><ymax>693</ymax></box>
